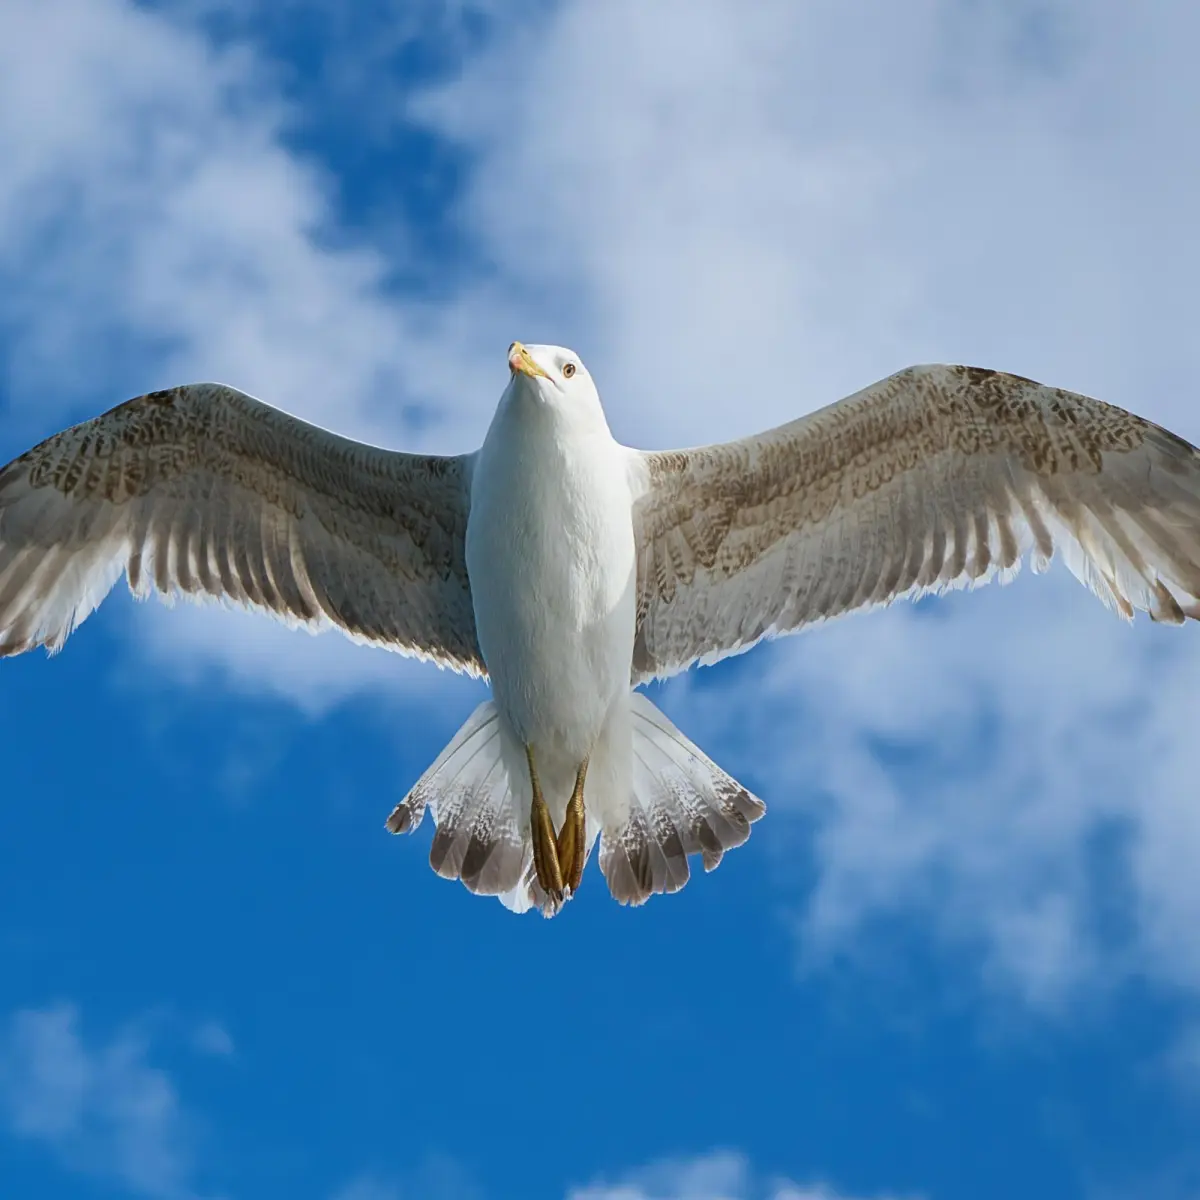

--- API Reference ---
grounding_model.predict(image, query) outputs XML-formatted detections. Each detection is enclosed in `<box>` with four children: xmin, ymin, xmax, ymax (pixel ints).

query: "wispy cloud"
<box><xmin>0</xmin><ymin>1003</ymin><xmax>210</xmax><ymax>1199</ymax></box>
<box><xmin>568</xmin><ymin>1152</ymin><xmax>916</xmax><ymax>1200</ymax></box>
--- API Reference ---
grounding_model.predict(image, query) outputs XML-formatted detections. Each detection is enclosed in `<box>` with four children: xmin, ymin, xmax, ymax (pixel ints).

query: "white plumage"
<box><xmin>3</xmin><ymin>346</ymin><xmax>1199</xmax><ymax>916</ymax></box>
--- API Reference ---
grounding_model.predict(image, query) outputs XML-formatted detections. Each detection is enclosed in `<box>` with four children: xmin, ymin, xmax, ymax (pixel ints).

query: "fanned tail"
<box><xmin>598</xmin><ymin>693</ymin><xmax>765</xmax><ymax>906</ymax></box>
<box><xmin>386</xmin><ymin>693</ymin><xmax>764</xmax><ymax>915</ymax></box>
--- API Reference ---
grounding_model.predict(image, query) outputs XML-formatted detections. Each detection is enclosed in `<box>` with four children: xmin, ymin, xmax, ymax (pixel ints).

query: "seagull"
<box><xmin>2</xmin><ymin>343</ymin><xmax>1200</xmax><ymax>916</ymax></box>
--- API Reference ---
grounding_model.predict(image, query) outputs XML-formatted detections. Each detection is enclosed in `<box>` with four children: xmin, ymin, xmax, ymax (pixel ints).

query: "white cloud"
<box><xmin>419</xmin><ymin>0</ymin><xmax>1200</xmax><ymax>440</ymax></box>
<box><xmin>567</xmin><ymin>1152</ymin><xmax>915</xmax><ymax>1200</ymax></box>
<box><xmin>0</xmin><ymin>1003</ymin><xmax>209</xmax><ymax>1199</ymax></box>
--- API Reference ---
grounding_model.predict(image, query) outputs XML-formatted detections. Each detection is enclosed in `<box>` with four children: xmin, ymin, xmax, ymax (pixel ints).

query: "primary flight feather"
<box><xmin>2</xmin><ymin>346</ymin><xmax>1199</xmax><ymax>916</ymax></box>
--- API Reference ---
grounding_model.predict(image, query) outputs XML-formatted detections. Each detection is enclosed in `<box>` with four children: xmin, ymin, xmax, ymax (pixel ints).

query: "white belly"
<box><xmin>465</xmin><ymin>402</ymin><xmax>637</xmax><ymax>762</ymax></box>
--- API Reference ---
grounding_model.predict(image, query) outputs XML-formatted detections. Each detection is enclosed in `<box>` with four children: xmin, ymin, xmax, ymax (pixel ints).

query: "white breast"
<box><xmin>466</xmin><ymin>393</ymin><xmax>637</xmax><ymax>760</ymax></box>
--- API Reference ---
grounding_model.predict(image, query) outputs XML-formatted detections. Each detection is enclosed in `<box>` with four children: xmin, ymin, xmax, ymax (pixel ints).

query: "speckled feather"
<box><xmin>0</xmin><ymin>384</ymin><xmax>483</xmax><ymax>671</ymax></box>
<box><xmin>629</xmin><ymin>364</ymin><xmax>1200</xmax><ymax>681</ymax></box>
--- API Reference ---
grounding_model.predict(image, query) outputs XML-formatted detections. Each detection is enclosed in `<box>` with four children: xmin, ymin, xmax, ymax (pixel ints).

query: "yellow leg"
<box><xmin>527</xmin><ymin>745</ymin><xmax>564</xmax><ymax>901</ymax></box>
<box><xmin>556</xmin><ymin>759</ymin><xmax>589</xmax><ymax>895</ymax></box>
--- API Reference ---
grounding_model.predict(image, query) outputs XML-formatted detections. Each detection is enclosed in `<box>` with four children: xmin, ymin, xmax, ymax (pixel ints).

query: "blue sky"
<box><xmin>2</xmin><ymin>1</ymin><xmax>1200</xmax><ymax>1197</ymax></box>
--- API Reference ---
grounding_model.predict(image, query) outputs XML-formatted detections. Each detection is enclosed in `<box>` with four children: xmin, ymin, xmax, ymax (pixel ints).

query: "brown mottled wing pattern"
<box><xmin>0</xmin><ymin>384</ymin><xmax>483</xmax><ymax>673</ymax></box>
<box><xmin>629</xmin><ymin>364</ymin><xmax>1200</xmax><ymax>682</ymax></box>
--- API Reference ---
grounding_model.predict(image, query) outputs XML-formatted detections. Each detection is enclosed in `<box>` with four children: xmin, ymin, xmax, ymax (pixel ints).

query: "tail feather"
<box><xmin>599</xmin><ymin>694</ymin><xmax>765</xmax><ymax>907</ymax></box>
<box><xmin>385</xmin><ymin>700</ymin><xmax>528</xmax><ymax>899</ymax></box>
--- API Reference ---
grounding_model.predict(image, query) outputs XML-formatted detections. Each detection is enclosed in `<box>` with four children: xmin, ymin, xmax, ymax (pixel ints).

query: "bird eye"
<box><xmin>562</xmin><ymin>362</ymin><xmax>576</xmax><ymax>379</ymax></box>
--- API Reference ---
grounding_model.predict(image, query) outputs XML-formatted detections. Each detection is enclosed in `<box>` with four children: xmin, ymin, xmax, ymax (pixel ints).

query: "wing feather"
<box><xmin>0</xmin><ymin>383</ymin><xmax>483</xmax><ymax>672</ymax></box>
<box><xmin>629</xmin><ymin>364</ymin><xmax>1200</xmax><ymax>681</ymax></box>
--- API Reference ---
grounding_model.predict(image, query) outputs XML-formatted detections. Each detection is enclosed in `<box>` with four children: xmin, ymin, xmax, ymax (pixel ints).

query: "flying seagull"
<box><xmin>2</xmin><ymin>344</ymin><xmax>1199</xmax><ymax>916</ymax></box>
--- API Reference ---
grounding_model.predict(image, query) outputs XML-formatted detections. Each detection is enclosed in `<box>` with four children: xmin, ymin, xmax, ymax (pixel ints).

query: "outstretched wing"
<box><xmin>629</xmin><ymin>364</ymin><xmax>1200</xmax><ymax>682</ymax></box>
<box><xmin>0</xmin><ymin>383</ymin><xmax>483</xmax><ymax>673</ymax></box>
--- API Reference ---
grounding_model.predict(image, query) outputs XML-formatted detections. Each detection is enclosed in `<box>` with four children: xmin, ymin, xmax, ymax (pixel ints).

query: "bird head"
<box><xmin>505</xmin><ymin>342</ymin><xmax>606</xmax><ymax>428</ymax></box>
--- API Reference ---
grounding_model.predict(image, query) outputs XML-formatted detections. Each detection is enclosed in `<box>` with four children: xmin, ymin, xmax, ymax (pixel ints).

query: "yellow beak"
<box><xmin>508</xmin><ymin>341</ymin><xmax>549</xmax><ymax>380</ymax></box>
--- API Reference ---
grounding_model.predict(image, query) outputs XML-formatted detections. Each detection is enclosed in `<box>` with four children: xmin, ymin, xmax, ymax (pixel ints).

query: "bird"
<box><xmin>2</xmin><ymin>342</ymin><xmax>1200</xmax><ymax>916</ymax></box>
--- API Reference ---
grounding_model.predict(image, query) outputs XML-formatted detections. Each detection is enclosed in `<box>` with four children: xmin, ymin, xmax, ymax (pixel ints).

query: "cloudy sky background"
<box><xmin>2</xmin><ymin>1</ymin><xmax>1200</xmax><ymax>1197</ymax></box>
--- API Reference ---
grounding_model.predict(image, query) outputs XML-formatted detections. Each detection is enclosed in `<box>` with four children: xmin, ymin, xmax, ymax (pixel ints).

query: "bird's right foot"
<box><xmin>527</xmin><ymin>746</ymin><xmax>564</xmax><ymax>901</ymax></box>
<box><xmin>556</xmin><ymin>759</ymin><xmax>589</xmax><ymax>895</ymax></box>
